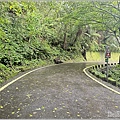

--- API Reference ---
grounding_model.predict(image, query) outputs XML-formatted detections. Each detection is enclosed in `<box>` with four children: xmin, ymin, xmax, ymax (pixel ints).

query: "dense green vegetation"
<box><xmin>89</xmin><ymin>64</ymin><xmax>120</xmax><ymax>88</ymax></box>
<box><xmin>0</xmin><ymin>1</ymin><xmax>120</xmax><ymax>84</ymax></box>
<box><xmin>109</xmin><ymin>64</ymin><xmax>120</xmax><ymax>87</ymax></box>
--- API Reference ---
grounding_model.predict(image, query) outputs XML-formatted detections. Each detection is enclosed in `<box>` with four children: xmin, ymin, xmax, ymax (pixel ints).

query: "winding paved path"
<box><xmin>0</xmin><ymin>63</ymin><xmax>120</xmax><ymax>119</ymax></box>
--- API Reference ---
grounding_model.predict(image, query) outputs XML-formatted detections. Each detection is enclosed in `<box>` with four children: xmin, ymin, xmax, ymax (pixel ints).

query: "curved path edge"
<box><xmin>83</xmin><ymin>66</ymin><xmax>120</xmax><ymax>95</ymax></box>
<box><xmin>0</xmin><ymin>64</ymin><xmax>58</xmax><ymax>92</ymax></box>
<box><xmin>1</xmin><ymin>62</ymin><xmax>120</xmax><ymax>95</ymax></box>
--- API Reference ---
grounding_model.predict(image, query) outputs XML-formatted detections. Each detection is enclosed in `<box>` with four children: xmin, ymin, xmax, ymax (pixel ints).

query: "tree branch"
<box><xmin>92</xmin><ymin>2</ymin><xmax>120</xmax><ymax>19</ymax></box>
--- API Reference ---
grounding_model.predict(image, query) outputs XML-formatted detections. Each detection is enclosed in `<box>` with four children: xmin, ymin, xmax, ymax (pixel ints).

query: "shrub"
<box><xmin>108</xmin><ymin>77</ymin><xmax>116</xmax><ymax>86</ymax></box>
<box><xmin>0</xmin><ymin>63</ymin><xmax>12</xmax><ymax>81</ymax></box>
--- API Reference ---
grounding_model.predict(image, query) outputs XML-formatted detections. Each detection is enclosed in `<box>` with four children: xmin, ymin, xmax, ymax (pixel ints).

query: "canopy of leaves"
<box><xmin>0</xmin><ymin>1</ymin><xmax>120</xmax><ymax>82</ymax></box>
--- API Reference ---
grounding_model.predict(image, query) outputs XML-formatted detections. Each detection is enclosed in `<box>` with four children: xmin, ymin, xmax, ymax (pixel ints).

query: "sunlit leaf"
<box><xmin>77</xmin><ymin>114</ymin><xmax>80</xmax><ymax>117</ymax></box>
<box><xmin>42</xmin><ymin>106</ymin><xmax>45</xmax><ymax>109</ymax></box>
<box><xmin>67</xmin><ymin>111</ymin><xmax>70</xmax><ymax>114</ymax></box>
<box><xmin>26</xmin><ymin>94</ymin><xmax>32</xmax><ymax>98</ymax></box>
<box><xmin>33</xmin><ymin>112</ymin><xmax>37</xmax><ymax>114</ymax></box>
<box><xmin>54</xmin><ymin>108</ymin><xmax>57</xmax><ymax>110</ymax></box>
<box><xmin>16</xmin><ymin>87</ymin><xmax>18</xmax><ymax>90</ymax></box>
<box><xmin>36</xmin><ymin>108</ymin><xmax>41</xmax><ymax>110</ymax></box>
<box><xmin>115</xmin><ymin>106</ymin><xmax>118</xmax><ymax>108</ymax></box>
<box><xmin>29</xmin><ymin>114</ymin><xmax>33</xmax><ymax>117</ymax></box>
<box><xmin>97</xmin><ymin>110</ymin><xmax>100</xmax><ymax>113</ymax></box>
<box><xmin>0</xmin><ymin>106</ymin><xmax>3</xmax><ymax>109</ymax></box>
<box><xmin>12</xmin><ymin>112</ymin><xmax>15</xmax><ymax>114</ymax></box>
<box><xmin>75</xmin><ymin>99</ymin><xmax>78</xmax><ymax>102</ymax></box>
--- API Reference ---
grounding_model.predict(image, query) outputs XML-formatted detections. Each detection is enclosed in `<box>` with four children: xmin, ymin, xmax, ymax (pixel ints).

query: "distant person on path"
<box><xmin>81</xmin><ymin>47</ymin><xmax>87</xmax><ymax>61</ymax></box>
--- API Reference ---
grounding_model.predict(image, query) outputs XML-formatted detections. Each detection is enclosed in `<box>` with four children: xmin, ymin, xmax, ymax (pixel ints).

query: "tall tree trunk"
<box><xmin>73</xmin><ymin>28</ymin><xmax>82</xmax><ymax>45</ymax></box>
<box><xmin>63</xmin><ymin>25</ymin><xmax>67</xmax><ymax>50</ymax></box>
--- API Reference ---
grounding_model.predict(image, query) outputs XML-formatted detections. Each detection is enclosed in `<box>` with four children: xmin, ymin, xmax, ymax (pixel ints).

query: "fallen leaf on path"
<box><xmin>54</xmin><ymin>108</ymin><xmax>57</xmax><ymax>110</ymax></box>
<box><xmin>29</xmin><ymin>114</ymin><xmax>33</xmax><ymax>117</ymax></box>
<box><xmin>33</xmin><ymin>112</ymin><xmax>37</xmax><ymax>114</ymax></box>
<box><xmin>11</xmin><ymin>97</ymin><xmax>13</xmax><ymax>100</ymax></box>
<box><xmin>36</xmin><ymin>108</ymin><xmax>41</xmax><ymax>110</ymax></box>
<box><xmin>77</xmin><ymin>114</ymin><xmax>80</xmax><ymax>117</ymax></box>
<box><xmin>67</xmin><ymin>111</ymin><xmax>70</xmax><ymax>114</ymax></box>
<box><xmin>75</xmin><ymin>99</ymin><xmax>78</xmax><ymax>102</ymax></box>
<box><xmin>66</xmin><ymin>90</ymin><xmax>69</xmax><ymax>92</ymax></box>
<box><xmin>0</xmin><ymin>106</ymin><xmax>3</xmax><ymax>109</ymax></box>
<box><xmin>19</xmin><ymin>103</ymin><xmax>22</xmax><ymax>105</ymax></box>
<box><xmin>26</xmin><ymin>94</ymin><xmax>32</xmax><ymax>98</ymax></box>
<box><xmin>115</xmin><ymin>106</ymin><xmax>118</xmax><ymax>108</ymax></box>
<box><xmin>97</xmin><ymin>110</ymin><xmax>100</xmax><ymax>113</ymax></box>
<box><xmin>42</xmin><ymin>106</ymin><xmax>45</xmax><ymax>109</ymax></box>
<box><xmin>12</xmin><ymin>112</ymin><xmax>15</xmax><ymax>114</ymax></box>
<box><xmin>16</xmin><ymin>87</ymin><xmax>18</xmax><ymax>90</ymax></box>
<box><xmin>17</xmin><ymin>115</ymin><xmax>20</xmax><ymax>117</ymax></box>
<box><xmin>17</xmin><ymin>114</ymin><xmax>22</xmax><ymax>117</ymax></box>
<box><xmin>17</xmin><ymin>111</ymin><xmax>20</xmax><ymax>113</ymax></box>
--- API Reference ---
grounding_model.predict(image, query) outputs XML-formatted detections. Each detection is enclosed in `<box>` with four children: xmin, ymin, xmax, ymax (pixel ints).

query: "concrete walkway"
<box><xmin>0</xmin><ymin>63</ymin><xmax>120</xmax><ymax>119</ymax></box>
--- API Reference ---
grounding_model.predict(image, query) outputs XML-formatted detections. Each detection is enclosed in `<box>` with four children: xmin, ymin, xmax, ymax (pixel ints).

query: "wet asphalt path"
<box><xmin>0</xmin><ymin>63</ymin><xmax>120</xmax><ymax>119</ymax></box>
